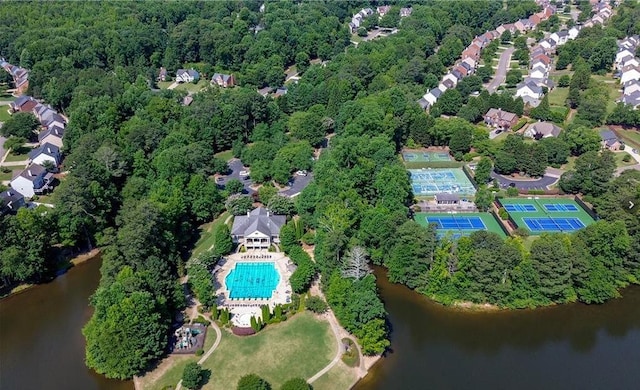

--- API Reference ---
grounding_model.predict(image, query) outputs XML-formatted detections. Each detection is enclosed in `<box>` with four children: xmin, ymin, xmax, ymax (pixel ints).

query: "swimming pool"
<box><xmin>225</xmin><ymin>262</ymin><xmax>280</xmax><ymax>299</ymax></box>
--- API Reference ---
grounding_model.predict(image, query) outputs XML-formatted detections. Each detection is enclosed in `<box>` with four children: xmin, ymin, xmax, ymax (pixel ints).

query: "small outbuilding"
<box><xmin>435</xmin><ymin>193</ymin><xmax>460</xmax><ymax>205</ymax></box>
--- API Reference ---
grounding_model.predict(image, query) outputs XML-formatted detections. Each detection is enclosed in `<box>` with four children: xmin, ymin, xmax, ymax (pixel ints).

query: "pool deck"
<box><xmin>214</xmin><ymin>250</ymin><xmax>293</xmax><ymax>326</ymax></box>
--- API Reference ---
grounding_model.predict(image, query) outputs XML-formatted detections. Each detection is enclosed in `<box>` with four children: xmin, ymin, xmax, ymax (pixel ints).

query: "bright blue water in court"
<box><xmin>225</xmin><ymin>262</ymin><xmax>279</xmax><ymax>299</ymax></box>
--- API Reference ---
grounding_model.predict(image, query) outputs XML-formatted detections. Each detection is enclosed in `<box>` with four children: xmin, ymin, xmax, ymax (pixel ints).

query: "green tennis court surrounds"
<box><xmin>402</xmin><ymin>150</ymin><xmax>452</xmax><ymax>162</ymax></box>
<box><xmin>409</xmin><ymin>168</ymin><xmax>476</xmax><ymax>197</ymax></box>
<box><xmin>415</xmin><ymin>212</ymin><xmax>506</xmax><ymax>239</ymax></box>
<box><xmin>498</xmin><ymin>198</ymin><xmax>595</xmax><ymax>234</ymax></box>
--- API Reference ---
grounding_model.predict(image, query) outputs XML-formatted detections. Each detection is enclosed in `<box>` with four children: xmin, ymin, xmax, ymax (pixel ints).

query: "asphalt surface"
<box><xmin>490</xmin><ymin>171</ymin><xmax>558</xmax><ymax>190</ymax></box>
<box><xmin>0</xmin><ymin>136</ymin><xmax>6</xmax><ymax>160</ymax></box>
<box><xmin>279</xmin><ymin>173</ymin><xmax>314</xmax><ymax>197</ymax></box>
<box><xmin>217</xmin><ymin>159</ymin><xmax>255</xmax><ymax>194</ymax></box>
<box><xmin>487</xmin><ymin>47</ymin><xmax>515</xmax><ymax>93</ymax></box>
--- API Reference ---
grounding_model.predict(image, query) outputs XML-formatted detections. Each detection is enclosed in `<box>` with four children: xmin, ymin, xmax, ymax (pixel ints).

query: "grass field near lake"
<box><xmin>312</xmin><ymin>360</ymin><xmax>358</xmax><ymax>390</ymax></box>
<box><xmin>200</xmin><ymin>312</ymin><xmax>335</xmax><ymax>389</ymax></box>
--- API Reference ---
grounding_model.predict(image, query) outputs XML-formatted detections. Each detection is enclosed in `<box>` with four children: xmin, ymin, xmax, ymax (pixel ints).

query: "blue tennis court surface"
<box><xmin>523</xmin><ymin>217</ymin><xmax>585</xmax><ymax>232</ymax></box>
<box><xmin>504</xmin><ymin>204</ymin><xmax>537</xmax><ymax>212</ymax></box>
<box><xmin>543</xmin><ymin>204</ymin><xmax>578</xmax><ymax>212</ymax></box>
<box><xmin>427</xmin><ymin>216</ymin><xmax>486</xmax><ymax>230</ymax></box>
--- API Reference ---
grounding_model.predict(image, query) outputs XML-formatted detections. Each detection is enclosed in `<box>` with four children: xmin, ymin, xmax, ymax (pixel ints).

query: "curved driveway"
<box><xmin>490</xmin><ymin>171</ymin><xmax>558</xmax><ymax>190</ymax></box>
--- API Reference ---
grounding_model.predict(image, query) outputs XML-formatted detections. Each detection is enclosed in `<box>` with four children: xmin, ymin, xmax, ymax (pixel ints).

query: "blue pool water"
<box><xmin>225</xmin><ymin>262</ymin><xmax>280</xmax><ymax>299</ymax></box>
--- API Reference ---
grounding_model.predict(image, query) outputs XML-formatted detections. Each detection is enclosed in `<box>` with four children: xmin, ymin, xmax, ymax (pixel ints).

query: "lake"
<box><xmin>2</xmin><ymin>260</ymin><xmax>639</xmax><ymax>390</ymax></box>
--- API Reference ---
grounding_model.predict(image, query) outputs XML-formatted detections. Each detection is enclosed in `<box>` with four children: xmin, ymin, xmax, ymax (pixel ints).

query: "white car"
<box><xmin>295</xmin><ymin>170</ymin><xmax>308</xmax><ymax>176</ymax></box>
<box><xmin>239</xmin><ymin>170</ymin><xmax>250</xmax><ymax>177</ymax></box>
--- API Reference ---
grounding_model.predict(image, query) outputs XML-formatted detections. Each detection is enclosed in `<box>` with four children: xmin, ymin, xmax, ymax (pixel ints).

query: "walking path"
<box><xmin>307</xmin><ymin>281</ymin><xmax>367</xmax><ymax>384</ymax></box>
<box><xmin>487</xmin><ymin>47</ymin><xmax>515</xmax><ymax>93</ymax></box>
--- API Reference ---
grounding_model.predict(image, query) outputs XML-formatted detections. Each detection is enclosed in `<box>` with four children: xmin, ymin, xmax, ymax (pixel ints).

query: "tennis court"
<box><xmin>415</xmin><ymin>212</ymin><xmax>506</xmax><ymax>239</ymax></box>
<box><xmin>403</xmin><ymin>151</ymin><xmax>452</xmax><ymax>162</ymax></box>
<box><xmin>523</xmin><ymin>217</ymin><xmax>585</xmax><ymax>232</ymax></box>
<box><xmin>498</xmin><ymin>198</ymin><xmax>595</xmax><ymax>234</ymax></box>
<box><xmin>409</xmin><ymin>168</ymin><xmax>476</xmax><ymax>196</ymax></box>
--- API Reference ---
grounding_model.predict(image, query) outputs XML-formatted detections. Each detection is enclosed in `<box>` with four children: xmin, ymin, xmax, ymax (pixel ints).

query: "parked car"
<box><xmin>295</xmin><ymin>170</ymin><xmax>308</xmax><ymax>176</ymax></box>
<box><xmin>239</xmin><ymin>170</ymin><xmax>250</xmax><ymax>177</ymax></box>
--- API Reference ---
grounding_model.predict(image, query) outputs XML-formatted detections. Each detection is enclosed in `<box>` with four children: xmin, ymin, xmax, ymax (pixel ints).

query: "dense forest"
<box><xmin>1</xmin><ymin>0</ymin><xmax>639</xmax><ymax>381</ymax></box>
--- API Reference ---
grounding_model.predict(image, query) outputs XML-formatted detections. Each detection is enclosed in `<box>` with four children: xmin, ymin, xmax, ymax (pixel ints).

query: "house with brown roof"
<box><xmin>484</xmin><ymin>108</ymin><xmax>519</xmax><ymax>130</ymax></box>
<box><xmin>9</xmin><ymin>95</ymin><xmax>38</xmax><ymax>113</ymax></box>
<box><xmin>211</xmin><ymin>73</ymin><xmax>236</xmax><ymax>88</ymax></box>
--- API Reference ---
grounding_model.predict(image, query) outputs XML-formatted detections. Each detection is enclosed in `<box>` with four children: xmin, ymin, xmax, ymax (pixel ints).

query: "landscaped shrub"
<box><xmin>192</xmin><ymin>315</ymin><xmax>211</xmax><ymax>326</ymax></box>
<box><xmin>195</xmin><ymin>348</ymin><xmax>204</xmax><ymax>356</ymax></box>
<box><xmin>261</xmin><ymin>305</ymin><xmax>271</xmax><ymax>323</ymax></box>
<box><xmin>506</xmin><ymin>187</ymin><xmax>519</xmax><ymax>197</ymax></box>
<box><xmin>305</xmin><ymin>296</ymin><xmax>328</xmax><ymax>313</ymax></box>
<box><xmin>340</xmin><ymin>338</ymin><xmax>360</xmax><ymax>368</ymax></box>
<box><xmin>280</xmin><ymin>378</ymin><xmax>311</xmax><ymax>390</ymax></box>
<box><xmin>219</xmin><ymin>308</ymin><xmax>230</xmax><ymax>325</ymax></box>
<box><xmin>498</xmin><ymin>207</ymin><xmax>509</xmax><ymax>220</ymax></box>
<box><xmin>300</xmin><ymin>231</ymin><xmax>315</xmax><ymax>245</ymax></box>
<box><xmin>237</xmin><ymin>374</ymin><xmax>271</xmax><ymax>390</ymax></box>
<box><xmin>288</xmin><ymin>246</ymin><xmax>316</xmax><ymax>293</ymax></box>
<box><xmin>512</xmin><ymin>118</ymin><xmax>528</xmax><ymax>131</ymax></box>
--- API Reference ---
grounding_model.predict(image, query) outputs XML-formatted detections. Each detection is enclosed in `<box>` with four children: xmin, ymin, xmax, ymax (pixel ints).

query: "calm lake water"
<box><xmin>355</xmin><ymin>267</ymin><xmax>640</xmax><ymax>390</ymax></box>
<box><xmin>2</xmin><ymin>260</ymin><xmax>640</xmax><ymax>390</ymax></box>
<box><xmin>0</xmin><ymin>257</ymin><xmax>133</xmax><ymax>390</ymax></box>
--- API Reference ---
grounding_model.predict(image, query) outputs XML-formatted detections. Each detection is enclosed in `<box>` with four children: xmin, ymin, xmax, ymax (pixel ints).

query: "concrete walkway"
<box><xmin>487</xmin><ymin>47</ymin><xmax>515</xmax><ymax>93</ymax></box>
<box><xmin>167</xmin><ymin>82</ymin><xmax>180</xmax><ymax>90</ymax></box>
<box><xmin>307</xmin><ymin>281</ymin><xmax>366</xmax><ymax>384</ymax></box>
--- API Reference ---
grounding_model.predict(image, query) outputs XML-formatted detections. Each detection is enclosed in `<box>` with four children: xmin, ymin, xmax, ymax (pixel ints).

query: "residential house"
<box><xmin>417</xmin><ymin>97</ymin><xmax>430</xmax><ymax>111</ymax></box>
<box><xmin>617</xmin><ymin>49</ymin><xmax>636</xmax><ymax>64</ymax></box>
<box><xmin>273</xmin><ymin>87</ymin><xmax>288</xmax><ymax>98</ymax></box>
<box><xmin>496</xmin><ymin>25</ymin><xmax>507</xmax><ymax>35</ymax></box>
<box><xmin>516</xmin><ymin>80</ymin><xmax>543</xmax><ymax>101</ymax></box>
<box><xmin>616</xmin><ymin>54</ymin><xmax>635</xmax><ymax>70</ymax></box>
<box><xmin>425</xmin><ymin>87</ymin><xmax>443</xmax><ymax>106</ymax></box>
<box><xmin>484</xmin><ymin>108</ymin><xmax>519</xmax><ymax>130</ymax></box>
<box><xmin>443</xmin><ymin>72</ymin><xmax>459</xmax><ymax>87</ymax></box>
<box><xmin>0</xmin><ymin>189</ymin><xmax>25</xmax><ymax>216</ymax></box>
<box><xmin>622</xmin><ymin>91</ymin><xmax>640</xmax><ymax>108</ymax></box>
<box><xmin>529</xmin><ymin>13</ymin><xmax>542</xmax><ymax>25</ymax></box>
<box><xmin>620</xmin><ymin>67</ymin><xmax>640</xmax><ymax>85</ymax></box>
<box><xmin>619</xmin><ymin>57</ymin><xmax>640</xmax><ymax>71</ymax></box>
<box><xmin>623</xmin><ymin>80</ymin><xmax>640</xmax><ymax>95</ymax></box>
<box><xmin>525</xmin><ymin>121</ymin><xmax>562</xmax><ymax>139</ymax></box>
<box><xmin>211</xmin><ymin>73</ymin><xmax>236</xmax><ymax>88</ymax></box>
<box><xmin>42</xmin><ymin>113</ymin><xmax>66</xmax><ymax>129</ymax></box>
<box><xmin>28</xmin><ymin>143</ymin><xmax>61</xmax><ymax>167</ymax></box>
<box><xmin>230</xmin><ymin>207</ymin><xmax>286</xmax><ymax>249</ymax></box>
<box><xmin>9</xmin><ymin>95</ymin><xmax>37</xmax><ymax>113</ymax></box>
<box><xmin>376</xmin><ymin>6</ymin><xmax>391</xmax><ymax>17</ymax></box>
<box><xmin>599</xmin><ymin>129</ymin><xmax>622</xmax><ymax>150</ymax></box>
<box><xmin>175</xmin><ymin>69</ymin><xmax>200</xmax><ymax>83</ymax></box>
<box><xmin>462</xmin><ymin>57</ymin><xmax>477</xmax><ymax>70</ymax></box>
<box><xmin>530</xmin><ymin>64</ymin><xmax>548</xmax><ymax>80</ymax></box>
<box><xmin>38</xmin><ymin>126</ymin><xmax>64</xmax><ymax>148</ymax></box>
<box><xmin>10</xmin><ymin>165</ymin><xmax>54</xmax><ymax>198</ymax></box>
<box><xmin>453</xmin><ymin>64</ymin><xmax>468</xmax><ymax>78</ymax></box>
<box><xmin>514</xmin><ymin>19</ymin><xmax>534</xmax><ymax>33</ymax></box>
<box><xmin>157</xmin><ymin>67</ymin><xmax>167</xmax><ymax>82</ymax></box>
<box><xmin>451</xmin><ymin>68</ymin><xmax>464</xmax><ymax>81</ymax></box>
<box><xmin>550</xmin><ymin>30</ymin><xmax>570</xmax><ymax>46</ymax></box>
<box><xmin>400</xmin><ymin>7</ymin><xmax>412</xmax><ymax>17</ymax></box>
<box><xmin>619</xmin><ymin>36</ymin><xmax>639</xmax><ymax>50</ymax></box>
<box><xmin>441</xmin><ymin>78</ymin><xmax>455</xmax><ymax>90</ymax></box>
<box><xmin>539</xmin><ymin>38</ymin><xmax>556</xmax><ymax>51</ymax></box>
<box><xmin>592</xmin><ymin>15</ymin><xmax>604</xmax><ymax>25</ymax></box>
<box><xmin>474</xmin><ymin>36</ymin><xmax>489</xmax><ymax>48</ymax></box>
<box><xmin>460</xmin><ymin>61</ymin><xmax>473</xmax><ymax>75</ymax></box>
<box><xmin>462</xmin><ymin>45</ymin><xmax>481</xmax><ymax>60</ymax></box>
<box><xmin>568</xmin><ymin>26</ymin><xmax>581</xmax><ymax>40</ymax></box>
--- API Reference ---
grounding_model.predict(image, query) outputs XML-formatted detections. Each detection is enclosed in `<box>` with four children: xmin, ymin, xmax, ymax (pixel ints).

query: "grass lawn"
<box><xmin>0</xmin><ymin>170</ymin><xmax>16</xmax><ymax>181</ymax></box>
<box><xmin>199</xmin><ymin>312</ymin><xmax>335</xmax><ymax>389</ymax></box>
<box><xmin>174</xmin><ymin>79</ymin><xmax>209</xmax><ymax>93</ymax></box>
<box><xmin>0</xmin><ymin>107</ymin><xmax>12</xmax><ymax>122</ymax></box>
<box><xmin>3</xmin><ymin>150</ymin><xmax>31</xmax><ymax>162</ymax></box>
<box><xmin>561</xmin><ymin>156</ymin><xmax>577</xmax><ymax>171</ymax></box>
<box><xmin>592</xmin><ymin>75</ymin><xmax>620</xmax><ymax>113</ymax></box>
<box><xmin>312</xmin><ymin>360</ymin><xmax>358</xmax><ymax>390</ymax></box>
<box><xmin>615</xmin><ymin>151</ymin><xmax>637</xmax><ymax>167</ymax></box>
<box><xmin>547</xmin><ymin>87</ymin><xmax>569</xmax><ymax>107</ymax></box>
<box><xmin>614</xmin><ymin>128</ymin><xmax>640</xmax><ymax>149</ymax></box>
<box><xmin>191</xmin><ymin>212</ymin><xmax>231</xmax><ymax>259</ymax></box>
<box><xmin>214</xmin><ymin>149</ymin><xmax>233</xmax><ymax>161</ymax></box>
<box><xmin>157</xmin><ymin>81</ymin><xmax>173</xmax><ymax>89</ymax></box>
<box><xmin>143</xmin><ymin>355</ymin><xmax>196</xmax><ymax>390</ymax></box>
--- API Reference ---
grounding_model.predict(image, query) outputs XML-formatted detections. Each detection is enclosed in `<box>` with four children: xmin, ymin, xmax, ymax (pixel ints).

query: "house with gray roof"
<box><xmin>10</xmin><ymin>164</ymin><xmax>54</xmax><ymax>198</ymax></box>
<box><xmin>176</xmin><ymin>68</ymin><xmax>200</xmax><ymax>83</ymax></box>
<box><xmin>599</xmin><ymin>129</ymin><xmax>622</xmax><ymax>151</ymax></box>
<box><xmin>231</xmin><ymin>207</ymin><xmax>286</xmax><ymax>249</ymax></box>
<box><xmin>525</xmin><ymin>121</ymin><xmax>562</xmax><ymax>139</ymax></box>
<box><xmin>0</xmin><ymin>189</ymin><xmax>25</xmax><ymax>216</ymax></box>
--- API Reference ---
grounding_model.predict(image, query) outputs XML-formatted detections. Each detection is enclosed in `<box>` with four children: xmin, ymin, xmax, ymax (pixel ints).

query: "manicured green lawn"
<box><xmin>312</xmin><ymin>360</ymin><xmax>357</xmax><ymax>390</ymax></box>
<box><xmin>214</xmin><ymin>149</ymin><xmax>233</xmax><ymax>161</ymax></box>
<box><xmin>614</xmin><ymin>128</ymin><xmax>640</xmax><ymax>149</ymax></box>
<box><xmin>174</xmin><ymin>79</ymin><xmax>209</xmax><ymax>93</ymax></box>
<box><xmin>547</xmin><ymin>87</ymin><xmax>569</xmax><ymax>107</ymax></box>
<box><xmin>0</xmin><ymin>170</ymin><xmax>15</xmax><ymax>181</ymax></box>
<box><xmin>191</xmin><ymin>212</ymin><xmax>231</xmax><ymax>259</ymax></box>
<box><xmin>3</xmin><ymin>150</ymin><xmax>31</xmax><ymax>162</ymax></box>
<box><xmin>615</xmin><ymin>151</ymin><xmax>637</xmax><ymax>167</ymax></box>
<box><xmin>200</xmin><ymin>312</ymin><xmax>334</xmax><ymax>389</ymax></box>
<box><xmin>0</xmin><ymin>107</ymin><xmax>12</xmax><ymax>122</ymax></box>
<box><xmin>157</xmin><ymin>81</ymin><xmax>172</xmax><ymax>89</ymax></box>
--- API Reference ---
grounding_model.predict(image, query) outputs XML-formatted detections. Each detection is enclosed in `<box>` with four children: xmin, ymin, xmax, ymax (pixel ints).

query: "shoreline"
<box><xmin>1</xmin><ymin>248</ymin><xmax>102</xmax><ymax>300</ymax></box>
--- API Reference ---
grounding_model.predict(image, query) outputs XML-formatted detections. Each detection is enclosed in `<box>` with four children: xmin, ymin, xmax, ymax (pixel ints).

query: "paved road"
<box><xmin>279</xmin><ymin>173</ymin><xmax>313</xmax><ymax>197</ymax></box>
<box><xmin>217</xmin><ymin>159</ymin><xmax>255</xmax><ymax>194</ymax></box>
<box><xmin>0</xmin><ymin>136</ymin><xmax>6</xmax><ymax>161</ymax></box>
<box><xmin>487</xmin><ymin>47</ymin><xmax>515</xmax><ymax>93</ymax></box>
<box><xmin>490</xmin><ymin>171</ymin><xmax>558</xmax><ymax>190</ymax></box>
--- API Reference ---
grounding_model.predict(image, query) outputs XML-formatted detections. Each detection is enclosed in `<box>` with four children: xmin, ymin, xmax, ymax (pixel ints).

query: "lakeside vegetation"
<box><xmin>1</xmin><ymin>0</ymin><xmax>639</xmax><ymax>385</ymax></box>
